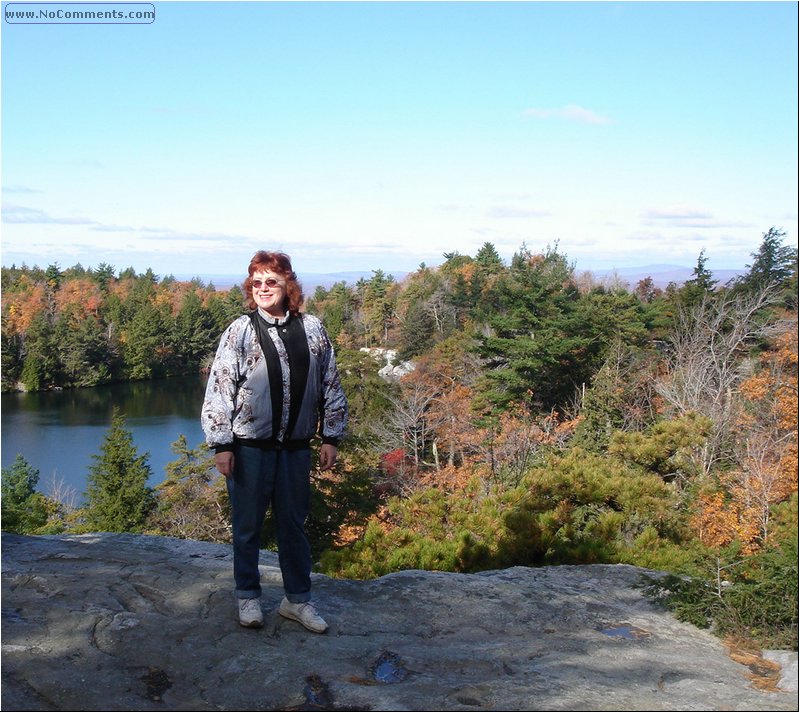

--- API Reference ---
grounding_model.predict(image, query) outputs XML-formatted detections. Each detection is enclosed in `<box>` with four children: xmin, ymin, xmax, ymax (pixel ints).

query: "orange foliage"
<box><xmin>737</xmin><ymin>320</ymin><xmax>798</xmax><ymax>499</ymax></box>
<box><xmin>456</xmin><ymin>262</ymin><xmax>476</xmax><ymax>282</ymax></box>
<box><xmin>154</xmin><ymin>288</ymin><xmax>177</xmax><ymax>314</ymax></box>
<box><xmin>417</xmin><ymin>463</ymin><xmax>478</xmax><ymax>492</ymax></box>
<box><xmin>695</xmin><ymin>317</ymin><xmax>798</xmax><ymax>551</ymax></box>
<box><xmin>2</xmin><ymin>284</ymin><xmax>47</xmax><ymax>335</ymax></box>
<box><xmin>108</xmin><ymin>278</ymin><xmax>133</xmax><ymax>303</ymax></box>
<box><xmin>54</xmin><ymin>278</ymin><xmax>103</xmax><ymax>319</ymax></box>
<box><xmin>690</xmin><ymin>490</ymin><xmax>760</xmax><ymax>553</ymax></box>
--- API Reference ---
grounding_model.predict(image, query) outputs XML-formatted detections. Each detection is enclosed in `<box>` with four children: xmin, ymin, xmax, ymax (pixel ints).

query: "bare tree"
<box><xmin>370</xmin><ymin>381</ymin><xmax>439</xmax><ymax>494</ymax></box>
<box><xmin>654</xmin><ymin>286</ymin><xmax>780</xmax><ymax>476</ymax></box>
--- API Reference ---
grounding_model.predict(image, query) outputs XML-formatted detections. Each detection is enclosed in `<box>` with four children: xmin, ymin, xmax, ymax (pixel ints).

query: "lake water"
<box><xmin>1</xmin><ymin>375</ymin><xmax>209</xmax><ymax>504</ymax></box>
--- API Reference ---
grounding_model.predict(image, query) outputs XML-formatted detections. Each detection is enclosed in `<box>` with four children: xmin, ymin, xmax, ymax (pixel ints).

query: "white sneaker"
<box><xmin>278</xmin><ymin>597</ymin><xmax>328</xmax><ymax>633</ymax></box>
<box><xmin>238</xmin><ymin>598</ymin><xmax>263</xmax><ymax>628</ymax></box>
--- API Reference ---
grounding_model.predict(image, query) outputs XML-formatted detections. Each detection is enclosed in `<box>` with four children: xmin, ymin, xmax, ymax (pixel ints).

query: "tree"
<box><xmin>172</xmin><ymin>290</ymin><xmax>217</xmax><ymax>371</ymax></box>
<box><xmin>399</xmin><ymin>332</ymin><xmax>482</xmax><ymax>470</ymax></box>
<box><xmin>571</xmin><ymin>340</ymin><xmax>660</xmax><ymax>452</ymax></box>
<box><xmin>1</xmin><ymin>454</ymin><xmax>49</xmax><ymax>533</ymax></box>
<box><xmin>306</xmin><ymin>281</ymin><xmax>356</xmax><ymax>344</ymax></box>
<box><xmin>21</xmin><ymin>311</ymin><xmax>60</xmax><ymax>390</ymax></box>
<box><xmin>44</xmin><ymin>263</ymin><xmax>62</xmax><ymax>291</ymax></box>
<box><xmin>634</xmin><ymin>276</ymin><xmax>661</xmax><ymax>304</ymax></box>
<box><xmin>734</xmin><ymin>227</ymin><xmax>797</xmax><ymax>301</ymax></box>
<box><xmin>82</xmin><ymin>409</ymin><xmax>155</xmax><ymax>532</ymax></box>
<box><xmin>716</xmin><ymin>320</ymin><xmax>799</xmax><ymax>548</ymax></box>
<box><xmin>122</xmin><ymin>300</ymin><xmax>168</xmax><ymax>379</ymax></box>
<box><xmin>677</xmin><ymin>249</ymin><xmax>718</xmax><ymax>309</ymax></box>
<box><xmin>372</xmin><ymin>380</ymin><xmax>438</xmax><ymax>491</ymax></box>
<box><xmin>206</xmin><ymin>285</ymin><xmax>246</xmax><ymax>334</ymax></box>
<box><xmin>149</xmin><ymin>436</ymin><xmax>230</xmax><ymax>542</ymax></box>
<box><xmin>474</xmin><ymin>242</ymin><xmax>504</xmax><ymax>271</ymax></box>
<box><xmin>654</xmin><ymin>287</ymin><xmax>779</xmax><ymax>476</ymax></box>
<box><xmin>476</xmin><ymin>245</ymin><xmax>585</xmax><ymax>411</ymax></box>
<box><xmin>56</xmin><ymin>307</ymin><xmax>112</xmax><ymax>387</ymax></box>
<box><xmin>397</xmin><ymin>299</ymin><xmax>436</xmax><ymax>361</ymax></box>
<box><xmin>92</xmin><ymin>262</ymin><xmax>116</xmax><ymax>292</ymax></box>
<box><xmin>362</xmin><ymin>270</ymin><xmax>396</xmax><ymax>346</ymax></box>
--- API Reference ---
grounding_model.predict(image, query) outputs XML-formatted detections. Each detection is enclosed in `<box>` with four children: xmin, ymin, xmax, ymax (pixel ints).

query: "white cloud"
<box><xmin>1</xmin><ymin>205</ymin><xmax>96</xmax><ymax>225</ymax></box>
<box><xmin>523</xmin><ymin>104</ymin><xmax>614</xmax><ymax>125</ymax></box>
<box><xmin>487</xmin><ymin>205</ymin><xmax>551</xmax><ymax>219</ymax></box>
<box><xmin>641</xmin><ymin>206</ymin><xmax>752</xmax><ymax>229</ymax></box>
<box><xmin>1</xmin><ymin>185</ymin><xmax>41</xmax><ymax>194</ymax></box>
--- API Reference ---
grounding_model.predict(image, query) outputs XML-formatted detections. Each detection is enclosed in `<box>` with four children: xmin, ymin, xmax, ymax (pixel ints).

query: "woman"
<box><xmin>201</xmin><ymin>250</ymin><xmax>348</xmax><ymax>632</ymax></box>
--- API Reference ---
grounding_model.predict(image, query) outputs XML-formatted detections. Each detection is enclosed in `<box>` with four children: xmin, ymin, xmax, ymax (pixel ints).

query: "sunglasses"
<box><xmin>251</xmin><ymin>278</ymin><xmax>284</xmax><ymax>290</ymax></box>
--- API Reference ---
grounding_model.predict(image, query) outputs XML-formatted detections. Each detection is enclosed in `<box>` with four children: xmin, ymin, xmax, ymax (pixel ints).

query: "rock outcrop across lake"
<box><xmin>2</xmin><ymin>533</ymin><xmax>796</xmax><ymax>711</ymax></box>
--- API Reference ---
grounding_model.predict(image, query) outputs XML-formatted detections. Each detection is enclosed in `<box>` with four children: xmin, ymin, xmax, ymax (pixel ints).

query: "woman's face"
<box><xmin>251</xmin><ymin>269</ymin><xmax>287</xmax><ymax>317</ymax></box>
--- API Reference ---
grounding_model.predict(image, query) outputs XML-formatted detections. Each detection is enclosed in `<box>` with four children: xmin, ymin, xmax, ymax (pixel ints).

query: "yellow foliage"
<box><xmin>2</xmin><ymin>284</ymin><xmax>46</xmax><ymax>334</ymax></box>
<box><xmin>709</xmin><ymin>314</ymin><xmax>799</xmax><ymax>549</ymax></box>
<box><xmin>690</xmin><ymin>489</ymin><xmax>760</xmax><ymax>554</ymax></box>
<box><xmin>54</xmin><ymin>278</ymin><xmax>103</xmax><ymax>319</ymax></box>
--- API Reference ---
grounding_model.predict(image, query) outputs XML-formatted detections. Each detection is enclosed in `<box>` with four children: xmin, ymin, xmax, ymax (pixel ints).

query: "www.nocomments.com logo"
<box><xmin>4</xmin><ymin>3</ymin><xmax>155</xmax><ymax>24</ymax></box>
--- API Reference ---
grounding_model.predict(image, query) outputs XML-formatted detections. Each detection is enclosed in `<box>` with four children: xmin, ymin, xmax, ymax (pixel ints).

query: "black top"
<box><xmin>250</xmin><ymin>311</ymin><xmax>311</xmax><ymax>444</ymax></box>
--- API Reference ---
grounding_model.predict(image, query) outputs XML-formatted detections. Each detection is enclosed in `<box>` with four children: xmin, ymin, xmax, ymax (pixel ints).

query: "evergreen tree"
<box><xmin>56</xmin><ymin>307</ymin><xmax>112</xmax><ymax>387</ymax></box>
<box><xmin>172</xmin><ymin>290</ymin><xmax>216</xmax><ymax>371</ymax></box>
<box><xmin>22</xmin><ymin>311</ymin><xmax>60</xmax><ymax>390</ymax></box>
<box><xmin>362</xmin><ymin>270</ymin><xmax>396</xmax><ymax>346</ymax></box>
<box><xmin>469</xmin><ymin>242</ymin><xmax>507</xmax><ymax>320</ymax></box>
<box><xmin>92</xmin><ymin>262</ymin><xmax>116</xmax><ymax>292</ymax></box>
<box><xmin>44</xmin><ymin>263</ymin><xmax>62</xmax><ymax>291</ymax></box>
<box><xmin>734</xmin><ymin>227</ymin><xmax>797</xmax><ymax>307</ymax></box>
<box><xmin>474</xmin><ymin>242</ymin><xmax>504</xmax><ymax>270</ymax></box>
<box><xmin>1</xmin><ymin>327</ymin><xmax>24</xmax><ymax>389</ymax></box>
<box><xmin>122</xmin><ymin>300</ymin><xmax>167</xmax><ymax>379</ymax></box>
<box><xmin>477</xmin><ymin>245</ymin><xmax>583</xmax><ymax>411</ymax></box>
<box><xmin>677</xmin><ymin>249</ymin><xmax>718</xmax><ymax>309</ymax></box>
<box><xmin>306</xmin><ymin>281</ymin><xmax>355</xmax><ymax>343</ymax></box>
<box><xmin>149</xmin><ymin>435</ymin><xmax>230</xmax><ymax>542</ymax></box>
<box><xmin>83</xmin><ymin>409</ymin><xmax>155</xmax><ymax>532</ymax></box>
<box><xmin>1</xmin><ymin>454</ymin><xmax>49</xmax><ymax>533</ymax></box>
<box><xmin>206</xmin><ymin>286</ymin><xmax>246</xmax><ymax>334</ymax></box>
<box><xmin>398</xmin><ymin>300</ymin><xmax>436</xmax><ymax>360</ymax></box>
<box><xmin>396</xmin><ymin>266</ymin><xmax>445</xmax><ymax>359</ymax></box>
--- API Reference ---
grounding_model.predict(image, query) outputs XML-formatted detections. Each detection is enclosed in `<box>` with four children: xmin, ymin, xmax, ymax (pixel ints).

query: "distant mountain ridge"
<box><xmin>180</xmin><ymin>265</ymin><xmax>745</xmax><ymax>292</ymax></box>
<box><xmin>179</xmin><ymin>270</ymin><xmax>410</xmax><ymax>292</ymax></box>
<box><xmin>584</xmin><ymin>265</ymin><xmax>745</xmax><ymax>289</ymax></box>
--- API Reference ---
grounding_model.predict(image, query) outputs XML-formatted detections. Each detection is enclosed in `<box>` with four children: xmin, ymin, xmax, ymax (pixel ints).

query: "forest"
<box><xmin>2</xmin><ymin>227</ymin><xmax>797</xmax><ymax>651</ymax></box>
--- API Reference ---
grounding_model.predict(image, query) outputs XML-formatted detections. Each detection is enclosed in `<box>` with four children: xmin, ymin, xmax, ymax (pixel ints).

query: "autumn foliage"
<box><xmin>3</xmin><ymin>229</ymin><xmax>797</xmax><ymax>649</ymax></box>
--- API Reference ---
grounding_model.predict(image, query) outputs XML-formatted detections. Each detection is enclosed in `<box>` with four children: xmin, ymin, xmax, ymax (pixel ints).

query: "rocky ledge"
<box><xmin>1</xmin><ymin>533</ymin><xmax>796</xmax><ymax>711</ymax></box>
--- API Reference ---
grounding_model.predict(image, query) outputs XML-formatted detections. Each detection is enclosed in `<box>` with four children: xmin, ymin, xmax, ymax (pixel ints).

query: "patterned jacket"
<box><xmin>201</xmin><ymin>312</ymin><xmax>348</xmax><ymax>450</ymax></box>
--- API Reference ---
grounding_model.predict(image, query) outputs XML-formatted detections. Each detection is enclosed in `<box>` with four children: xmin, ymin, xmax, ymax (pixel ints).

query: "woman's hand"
<box><xmin>215</xmin><ymin>451</ymin><xmax>235</xmax><ymax>478</ymax></box>
<box><xmin>319</xmin><ymin>444</ymin><xmax>338</xmax><ymax>471</ymax></box>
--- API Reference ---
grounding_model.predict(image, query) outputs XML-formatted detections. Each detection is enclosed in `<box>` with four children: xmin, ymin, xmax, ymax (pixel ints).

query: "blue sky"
<box><xmin>1</xmin><ymin>1</ymin><xmax>797</xmax><ymax>281</ymax></box>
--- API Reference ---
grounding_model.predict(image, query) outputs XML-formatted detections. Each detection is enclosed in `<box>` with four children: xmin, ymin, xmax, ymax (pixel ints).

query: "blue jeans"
<box><xmin>227</xmin><ymin>444</ymin><xmax>312</xmax><ymax>603</ymax></box>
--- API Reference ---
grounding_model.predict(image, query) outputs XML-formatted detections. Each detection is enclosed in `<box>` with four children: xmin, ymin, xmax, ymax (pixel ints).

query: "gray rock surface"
<box><xmin>2</xmin><ymin>532</ymin><xmax>796</xmax><ymax>711</ymax></box>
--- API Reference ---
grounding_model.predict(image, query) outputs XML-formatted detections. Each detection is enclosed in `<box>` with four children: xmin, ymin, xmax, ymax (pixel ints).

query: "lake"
<box><xmin>1</xmin><ymin>374</ymin><xmax>209</xmax><ymax>504</ymax></box>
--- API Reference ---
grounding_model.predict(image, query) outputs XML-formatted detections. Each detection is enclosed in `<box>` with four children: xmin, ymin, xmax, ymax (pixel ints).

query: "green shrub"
<box><xmin>1</xmin><ymin>454</ymin><xmax>49</xmax><ymax>534</ymax></box>
<box><xmin>319</xmin><ymin>450</ymin><xmax>687</xmax><ymax>579</ymax></box>
<box><xmin>641</xmin><ymin>514</ymin><xmax>798</xmax><ymax>651</ymax></box>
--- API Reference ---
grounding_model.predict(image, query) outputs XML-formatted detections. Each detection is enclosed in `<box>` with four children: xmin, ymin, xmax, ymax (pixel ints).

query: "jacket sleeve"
<box><xmin>317</xmin><ymin>324</ymin><xmax>349</xmax><ymax>445</ymax></box>
<box><xmin>201</xmin><ymin>318</ymin><xmax>246</xmax><ymax>450</ymax></box>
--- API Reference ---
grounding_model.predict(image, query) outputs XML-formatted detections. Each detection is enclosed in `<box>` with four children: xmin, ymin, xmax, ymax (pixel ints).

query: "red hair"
<box><xmin>243</xmin><ymin>251</ymin><xmax>304</xmax><ymax>315</ymax></box>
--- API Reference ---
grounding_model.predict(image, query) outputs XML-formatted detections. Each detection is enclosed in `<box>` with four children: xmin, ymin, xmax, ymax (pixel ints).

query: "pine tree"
<box><xmin>1</xmin><ymin>454</ymin><xmax>49</xmax><ymax>533</ymax></box>
<box><xmin>83</xmin><ymin>409</ymin><xmax>155</xmax><ymax>532</ymax></box>
<box><xmin>149</xmin><ymin>436</ymin><xmax>230</xmax><ymax>542</ymax></box>
<box><xmin>22</xmin><ymin>311</ymin><xmax>60</xmax><ymax>390</ymax></box>
<box><xmin>677</xmin><ymin>249</ymin><xmax>719</xmax><ymax>309</ymax></box>
<box><xmin>734</xmin><ymin>227</ymin><xmax>798</xmax><ymax>307</ymax></box>
<box><xmin>172</xmin><ymin>290</ymin><xmax>216</xmax><ymax>371</ymax></box>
